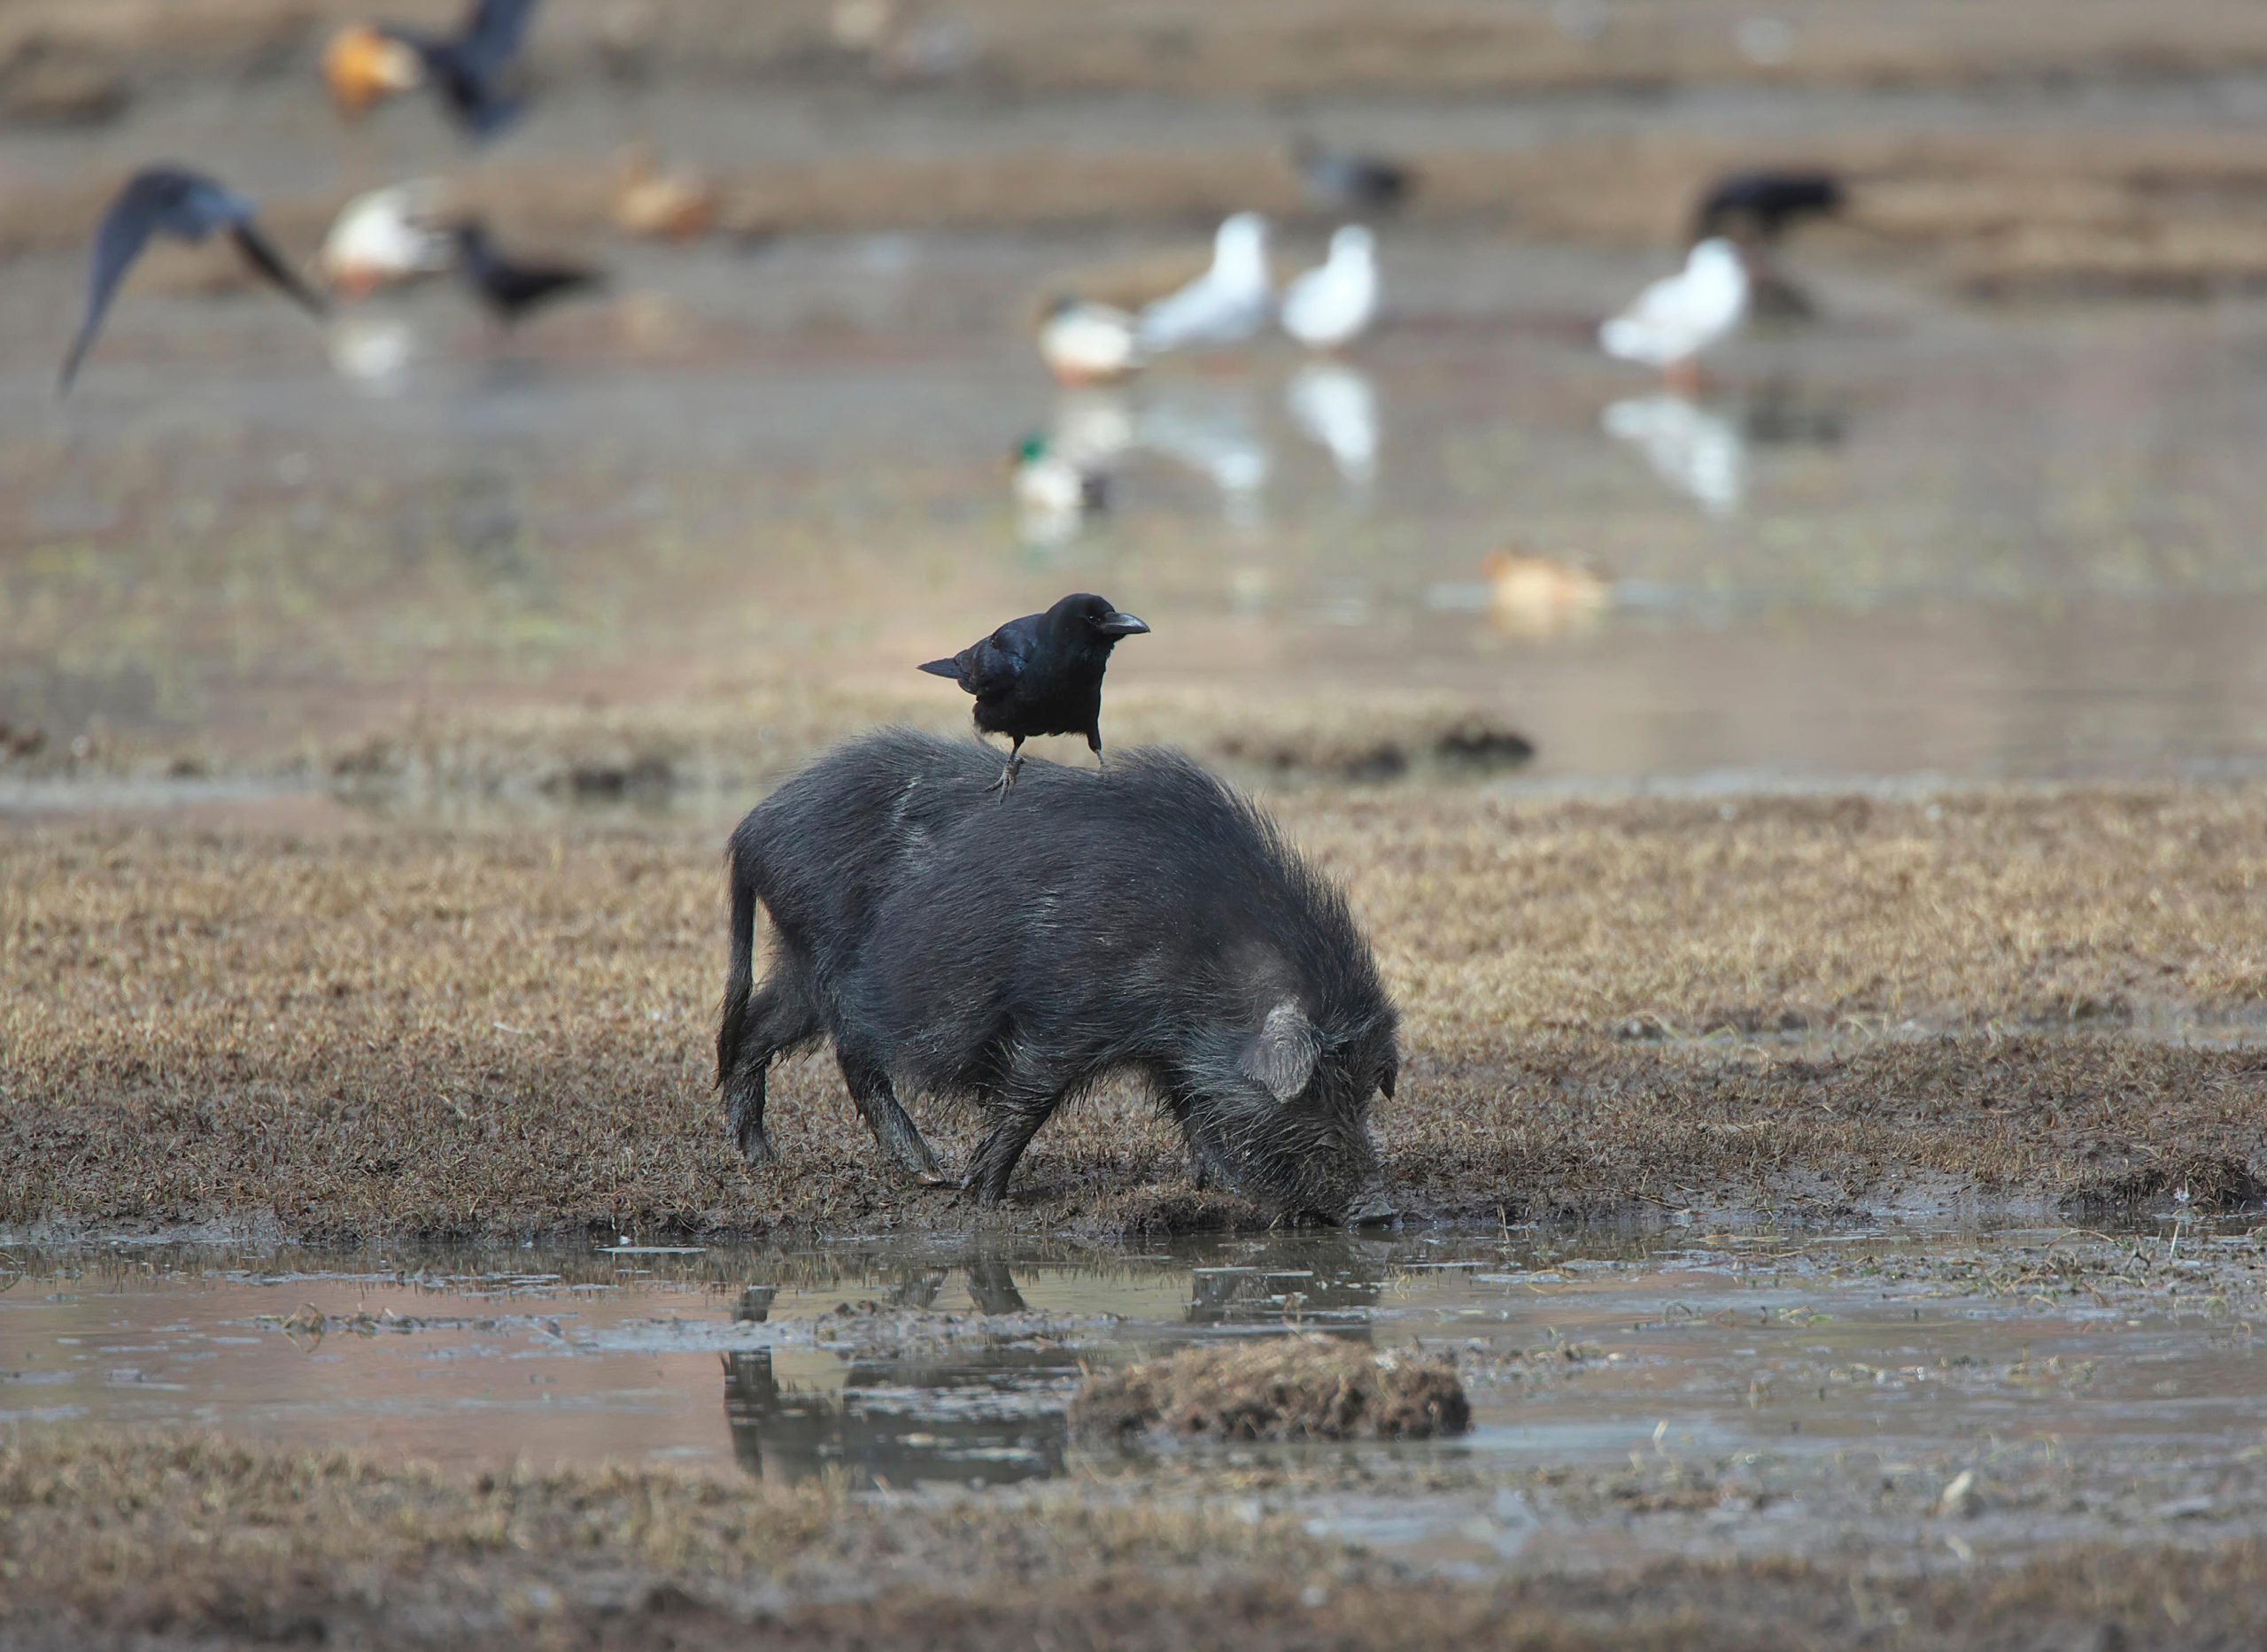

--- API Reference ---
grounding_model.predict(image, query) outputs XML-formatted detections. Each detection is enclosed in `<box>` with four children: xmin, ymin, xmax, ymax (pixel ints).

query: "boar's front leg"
<box><xmin>838</xmin><ymin>1048</ymin><xmax>949</xmax><ymax>1185</ymax></box>
<box><xmin>963</xmin><ymin>1085</ymin><xmax>1064</xmax><ymax>1207</ymax></box>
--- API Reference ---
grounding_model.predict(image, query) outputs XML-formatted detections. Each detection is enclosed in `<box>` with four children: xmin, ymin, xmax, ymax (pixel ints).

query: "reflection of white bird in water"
<box><xmin>1135</xmin><ymin>387</ymin><xmax>1271</xmax><ymax>525</ymax></box>
<box><xmin>1037</xmin><ymin>296</ymin><xmax>1141</xmax><ymax>385</ymax></box>
<box><xmin>1599</xmin><ymin>237</ymin><xmax>1750</xmax><ymax>394</ymax></box>
<box><xmin>1050</xmin><ymin>388</ymin><xmax>1134</xmax><ymax>472</ymax></box>
<box><xmin>321</xmin><ymin>181</ymin><xmax>452</xmax><ymax>297</ymax></box>
<box><xmin>327</xmin><ymin>312</ymin><xmax>418</xmax><ymax>387</ymax></box>
<box><xmin>1285</xmin><ymin>361</ymin><xmax>1378</xmax><ymax>490</ymax></box>
<box><xmin>1135</xmin><ymin>213</ymin><xmax>1273</xmax><ymax>353</ymax></box>
<box><xmin>1602</xmin><ymin>394</ymin><xmax>1747</xmax><ymax>517</ymax></box>
<box><xmin>1281</xmin><ymin>225</ymin><xmax>1380</xmax><ymax>351</ymax></box>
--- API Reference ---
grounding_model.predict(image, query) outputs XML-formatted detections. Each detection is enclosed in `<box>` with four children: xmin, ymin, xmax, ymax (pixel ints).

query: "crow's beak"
<box><xmin>1095</xmin><ymin>612</ymin><xmax>1150</xmax><ymax>638</ymax></box>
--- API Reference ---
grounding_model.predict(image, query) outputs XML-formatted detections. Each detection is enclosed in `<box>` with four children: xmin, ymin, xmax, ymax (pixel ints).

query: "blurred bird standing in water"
<box><xmin>59</xmin><ymin>166</ymin><xmax>328</xmax><ymax>391</ymax></box>
<box><xmin>1691</xmin><ymin>168</ymin><xmax>1845</xmax><ymax>245</ymax></box>
<box><xmin>1292</xmin><ymin>136</ymin><xmax>1412</xmax><ymax>215</ymax></box>
<box><xmin>1281</xmin><ymin>225</ymin><xmax>1380</xmax><ymax>351</ymax></box>
<box><xmin>919</xmin><ymin>593</ymin><xmax>1151</xmax><ymax>792</ymax></box>
<box><xmin>323</xmin><ymin>0</ymin><xmax>543</xmax><ymax>140</ymax></box>
<box><xmin>451</xmin><ymin>220</ymin><xmax>603</xmax><ymax>326</ymax></box>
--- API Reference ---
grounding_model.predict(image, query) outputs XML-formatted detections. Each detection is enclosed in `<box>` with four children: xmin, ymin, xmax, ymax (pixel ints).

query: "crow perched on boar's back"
<box><xmin>716</xmin><ymin>730</ymin><xmax>1400</xmax><ymax>1223</ymax></box>
<box><xmin>918</xmin><ymin>592</ymin><xmax>1149</xmax><ymax>792</ymax></box>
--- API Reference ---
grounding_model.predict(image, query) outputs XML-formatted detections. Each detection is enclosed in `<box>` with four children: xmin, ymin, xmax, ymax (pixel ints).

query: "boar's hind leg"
<box><xmin>723</xmin><ymin>980</ymin><xmax>821</xmax><ymax>1168</ymax></box>
<box><xmin>838</xmin><ymin>1050</ymin><xmax>948</xmax><ymax>1185</ymax></box>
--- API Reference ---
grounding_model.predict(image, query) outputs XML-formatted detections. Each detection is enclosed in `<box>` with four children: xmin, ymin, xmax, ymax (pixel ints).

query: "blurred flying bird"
<box><xmin>1136</xmin><ymin>213</ymin><xmax>1273</xmax><ymax>353</ymax></box>
<box><xmin>918</xmin><ymin>592</ymin><xmax>1150</xmax><ymax>792</ymax></box>
<box><xmin>59</xmin><ymin>166</ymin><xmax>328</xmax><ymax>392</ymax></box>
<box><xmin>322</xmin><ymin>180</ymin><xmax>452</xmax><ymax>297</ymax></box>
<box><xmin>1037</xmin><ymin>295</ymin><xmax>1141</xmax><ymax>385</ymax></box>
<box><xmin>1292</xmin><ymin>136</ymin><xmax>1412</xmax><ymax>215</ymax></box>
<box><xmin>1281</xmin><ymin>225</ymin><xmax>1380</xmax><ymax>351</ymax></box>
<box><xmin>1691</xmin><ymin>168</ymin><xmax>1845</xmax><ymax>244</ymax></box>
<box><xmin>451</xmin><ymin>220</ymin><xmax>602</xmax><ymax>325</ymax></box>
<box><xmin>1599</xmin><ymin>237</ymin><xmax>1750</xmax><ymax>393</ymax></box>
<box><xmin>325</xmin><ymin>0</ymin><xmax>544</xmax><ymax>139</ymax></box>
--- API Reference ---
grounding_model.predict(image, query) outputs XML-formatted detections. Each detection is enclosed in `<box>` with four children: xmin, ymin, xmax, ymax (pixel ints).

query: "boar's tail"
<box><xmin>716</xmin><ymin>839</ymin><xmax>761</xmax><ymax>1090</ymax></box>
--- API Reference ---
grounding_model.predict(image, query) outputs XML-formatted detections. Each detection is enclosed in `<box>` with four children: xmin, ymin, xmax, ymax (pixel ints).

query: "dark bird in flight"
<box><xmin>328</xmin><ymin>0</ymin><xmax>543</xmax><ymax>140</ymax></box>
<box><xmin>1691</xmin><ymin>168</ymin><xmax>1846</xmax><ymax>244</ymax></box>
<box><xmin>1292</xmin><ymin>135</ymin><xmax>1412</xmax><ymax>215</ymax></box>
<box><xmin>451</xmin><ymin>220</ymin><xmax>603</xmax><ymax>325</ymax></box>
<box><xmin>59</xmin><ymin>166</ymin><xmax>329</xmax><ymax>393</ymax></box>
<box><xmin>919</xmin><ymin>592</ymin><xmax>1151</xmax><ymax>793</ymax></box>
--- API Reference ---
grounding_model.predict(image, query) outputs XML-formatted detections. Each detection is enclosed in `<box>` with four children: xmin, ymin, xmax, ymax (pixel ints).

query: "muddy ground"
<box><xmin>8</xmin><ymin>4</ymin><xmax>2267</xmax><ymax>1645</ymax></box>
<box><xmin>15</xmin><ymin>0</ymin><xmax>2267</xmax><ymax>294</ymax></box>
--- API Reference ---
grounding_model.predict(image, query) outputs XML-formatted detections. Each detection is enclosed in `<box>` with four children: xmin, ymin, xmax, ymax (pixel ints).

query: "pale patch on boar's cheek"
<box><xmin>1242</xmin><ymin>1000</ymin><xmax>1321</xmax><ymax>1103</ymax></box>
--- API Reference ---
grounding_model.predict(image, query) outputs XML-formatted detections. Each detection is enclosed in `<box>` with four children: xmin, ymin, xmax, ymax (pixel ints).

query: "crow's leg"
<box><xmin>986</xmin><ymin>736</ymin><xmax>1026</xmax><ymax>799</ymax></box>
<box><xmin>723</xmin><ymin>979</ymin><xmax>822</xmax><ymax>1167</ymax></box>
<box><xmin>838</xmin><ymin>1047</ymin><xmax>948</xmax><ymax>1185</ymax></box>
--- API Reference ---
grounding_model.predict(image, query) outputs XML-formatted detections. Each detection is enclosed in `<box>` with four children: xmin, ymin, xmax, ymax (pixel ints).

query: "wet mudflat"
<box><xmin>8</xmin><ymin>231</ymin><xmax>2267</xmax><ymax>799</ymax></box>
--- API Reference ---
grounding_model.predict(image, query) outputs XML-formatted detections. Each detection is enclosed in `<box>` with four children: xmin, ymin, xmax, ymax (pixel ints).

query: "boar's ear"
<box><xmin>1242</xmin><ymin>1001</ymin><xmax>1321</xmax><ymax>1102</ymax></box>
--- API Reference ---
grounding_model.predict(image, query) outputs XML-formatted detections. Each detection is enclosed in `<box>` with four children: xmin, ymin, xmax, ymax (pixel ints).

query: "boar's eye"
<box><xmin>1242</xmin><ymin>1000</ymin><xmax>1322</xmax><ymax>1103</ymax></box>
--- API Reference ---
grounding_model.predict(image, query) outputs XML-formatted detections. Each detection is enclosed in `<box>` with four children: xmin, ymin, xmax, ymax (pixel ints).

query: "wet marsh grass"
<box><xmin>5</xmin><ymin>1429</ymin><xmax>2267</xmax><ymax>1650</ymax></box>
<box><xmin>4</xmin><ymin>782</ymin><xmax>2263</xmax><ymax>1242</ymax></box>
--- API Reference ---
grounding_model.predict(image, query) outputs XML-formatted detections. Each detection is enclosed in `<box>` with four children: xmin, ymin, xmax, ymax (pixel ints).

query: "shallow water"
<box><xmin>7</xmin><ymin>1223</ymin><xmax>2263</xmax><ymax>1564</ymax></box>
<box><xmin>5</xmin><ymin>228</ymin><xmax>2267</xmax><ymax>797</ymax></box>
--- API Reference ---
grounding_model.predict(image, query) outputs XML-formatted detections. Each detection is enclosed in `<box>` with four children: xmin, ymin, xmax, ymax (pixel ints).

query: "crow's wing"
<box><xmin>228</xmin><ymin>222</ymin><xmax>330</xmax><ymax>320</ymax></box>
<box><xmin>462</xmin><ymin>0</ymin><xmax>541</xmax><ymax>71</ymax></box>
<box><xmin>960</xmin><ymin>625</ymin><xmax>1031</xmax><ymax>702</ymax></box>
<box><xmin>58</xmin><ymin>173</ymin><xmax>185</xmax><ymax>392</ymax></box>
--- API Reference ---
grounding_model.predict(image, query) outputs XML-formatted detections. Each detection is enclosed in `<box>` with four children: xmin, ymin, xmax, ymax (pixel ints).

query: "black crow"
<box><xmin>918</xmin><ymin>592</ymin><xmax>1150</xmax><ymax>792</ymax></box>
<box><xmin>380</xmin><ymin>0</ymin><xmax>543</xmax><ymax>139</ymax></box>
<box><xmin>59</xmin><ymin>166</ymin><xmax>329</xmax><ymax>393</ymax></box>
<box><xmin>1691</xmin><ymin>168</ymin><xmax>1845</xmax><ymax>243</ymax></box>
<box><xmin>1292</xmin><ymin>135</ymin><xmax>1412</xmax><ymax>215</ymax></box>
<box><xmin>451</xmin><ymin>220</ymin><xmax>603</xmax><ymax>325</ymax></box>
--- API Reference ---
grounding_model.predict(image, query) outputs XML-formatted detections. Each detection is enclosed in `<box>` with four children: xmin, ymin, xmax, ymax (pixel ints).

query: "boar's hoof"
<box><xmin>1342</xmin><ymin>1193</ymin><xmax>1399</xmax><ymax>1227</ymax></box>
<box><xmin>736</xmin><ymin>1126</ymin><xmax>775</xmax><ymax>1168</ymax></box>
<box><xmin>913</xmin><ymin>1167</ymin><xmax>955</xmax><ymax>1189</ymax></box>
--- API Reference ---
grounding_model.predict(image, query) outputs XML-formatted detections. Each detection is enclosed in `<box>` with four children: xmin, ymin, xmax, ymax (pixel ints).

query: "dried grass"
<box><xmin>1072</xmin><ymin>1336</ymin><xmax>1470</xmax><ymax>1441</ymax></box>
<box><xmin>3</xmin><ymin>783</ymin><xmax>2263</xmax><ymax>1241</ymax></box>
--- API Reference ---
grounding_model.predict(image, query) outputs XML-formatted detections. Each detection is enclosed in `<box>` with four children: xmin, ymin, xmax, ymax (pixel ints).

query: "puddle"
<box><xmin>5</xmin><ymin>1222</ymin><xmax>2263</xmax><ymax>1566</ymax></box>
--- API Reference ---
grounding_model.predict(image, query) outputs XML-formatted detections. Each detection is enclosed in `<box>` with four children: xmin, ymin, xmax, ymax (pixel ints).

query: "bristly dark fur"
<box><xmin>716</xmin><ymin>729</ymin><xmax>1398</xmax><ymax>1222</ymax></box>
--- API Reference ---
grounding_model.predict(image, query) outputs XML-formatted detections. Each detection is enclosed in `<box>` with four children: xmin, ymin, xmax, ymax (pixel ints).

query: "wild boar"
<box><xmin>716</xmin><ymin>729</ymin><xmax>1400</xmax><ymax>1224</ymax></box>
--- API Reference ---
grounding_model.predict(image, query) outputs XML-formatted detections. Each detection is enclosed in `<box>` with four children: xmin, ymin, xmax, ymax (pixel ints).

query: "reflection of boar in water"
<box><xmin>716</xmin><ymin>730</ymin><xmax>1400</xmax><ymax>1224</ymax></box>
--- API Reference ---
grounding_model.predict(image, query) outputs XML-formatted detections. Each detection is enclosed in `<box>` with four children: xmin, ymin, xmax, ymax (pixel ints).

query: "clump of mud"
<box><xmin>1072</xmin><ymin>1336</ymin><xmax>1469</xmax><ymax>1443</ymax></box>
